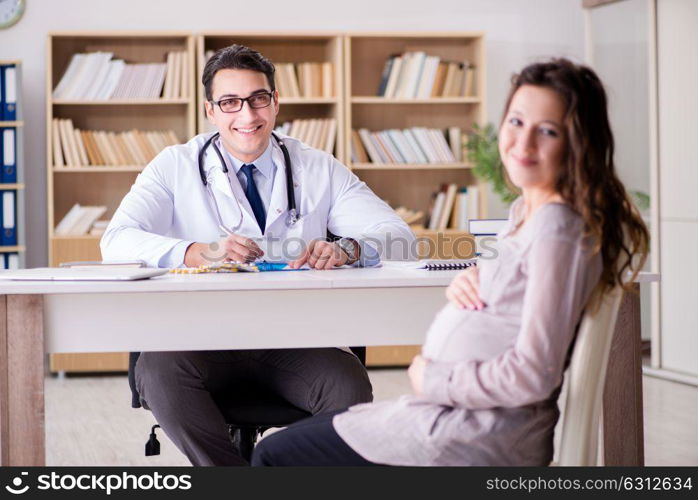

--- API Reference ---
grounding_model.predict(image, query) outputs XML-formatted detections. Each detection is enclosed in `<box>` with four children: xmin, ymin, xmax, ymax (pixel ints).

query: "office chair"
<box><xmin>554</xmin><ymin>285</ymin><xmax>624</xmax><ymax>466</ymax></box>
<box><xmin>129</xmin><ymin>347</ymin><xmax>366</xmax><ymax>463</ymax></box>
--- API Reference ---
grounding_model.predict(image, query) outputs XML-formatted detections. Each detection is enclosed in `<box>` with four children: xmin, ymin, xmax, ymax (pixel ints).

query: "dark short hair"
<box><xmin>202</xmin><ymin>44</ymin><xmax>276</xmax><ymax>101</ymax></box>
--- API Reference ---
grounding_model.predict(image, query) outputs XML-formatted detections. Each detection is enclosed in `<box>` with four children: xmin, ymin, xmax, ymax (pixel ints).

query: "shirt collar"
<box><xmin>223</xmin><ymin>139</ymin><xmax>274</xmax><ymax>180</ymax></box>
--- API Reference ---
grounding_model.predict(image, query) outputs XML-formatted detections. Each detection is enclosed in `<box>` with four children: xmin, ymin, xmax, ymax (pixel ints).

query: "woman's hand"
<box><xmin>445</xmin><ymin>267</ymin><xmax>486</xmax><ymax>310</ymax></box>
<box><xmin>408</xmin><ymin>354</ymin><xmax>427</xmax><ymax>396</ymax></box>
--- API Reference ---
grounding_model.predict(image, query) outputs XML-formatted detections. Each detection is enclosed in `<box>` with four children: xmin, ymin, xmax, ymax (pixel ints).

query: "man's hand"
<box><xmin>184</xmin><ymin>234</ymin><xmax>264</xmax><ymax>267</ymax></box>
<box><xmin>289</xmin><ymin>240</ymin><xmax>349</xmax><ymax>270</ymax></box>
<box><xmin>408</xmin><ymin>354</ymin><xmax>427</xmax><ymax>396</ymax></box>
<box><xmin>445</xmin><ymin>266</ymin><xmax>485</xmax><ymax>310</ymax></box>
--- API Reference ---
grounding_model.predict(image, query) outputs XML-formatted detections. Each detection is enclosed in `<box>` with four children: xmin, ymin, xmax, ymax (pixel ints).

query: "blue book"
<box><xmin>1</xmin><ymin>65</ymin><xmax>17</xmax><ymax>121</ymax></box>
<box><xmin>0</xmin><ymin>66</ymin><xmax>4</xmax><ymax>121</ymax></box>
<box><xmin>1</xmin><ymin>190</ymin><xmax>17</xmax><ymax>246</ymax></box>
<box><xmin>2</xmin><ymin>128</ymin><xmax>17</xmax><ymax>183</ymax></box>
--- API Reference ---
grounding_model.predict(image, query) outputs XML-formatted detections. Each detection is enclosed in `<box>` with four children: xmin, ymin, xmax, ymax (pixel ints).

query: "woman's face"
<box><xmin>499</xmin><ymin>85</ymin><xmax>567</xmax><ymax>194</ymax></box>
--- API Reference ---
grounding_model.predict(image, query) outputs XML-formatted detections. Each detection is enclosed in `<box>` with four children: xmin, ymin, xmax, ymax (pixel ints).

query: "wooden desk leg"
<box><xmin>0</xmin><ymin>295</ymin><xmax>45</xmax><ymax>466</ymax></box>
<box><xmin>603</xmin><ymin>284</ymin><xmax>644</xmax><ymax>465</ymax></box>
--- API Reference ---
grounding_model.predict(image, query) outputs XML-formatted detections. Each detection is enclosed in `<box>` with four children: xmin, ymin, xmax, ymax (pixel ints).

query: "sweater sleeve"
<box><xmin>422</xmin><ymin>233</ymin><xmax>600</xmax><ymax>409</ymax></box>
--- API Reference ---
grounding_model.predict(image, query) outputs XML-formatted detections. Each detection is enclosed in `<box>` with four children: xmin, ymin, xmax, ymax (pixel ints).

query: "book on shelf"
<box><xmin>273</xmin><ymin>61</ymin><xmax>334</xmax><ymax>99</ymax></box>
<box><xmin>426</xmin><ymin>184</ymin><xmax>480</xmax><ymax>231</ymax></box>
<box><xmin>52</xmin><ymin>118</ymin><xmax>179</xmax><ymax>167</ymax></box>
<box><xmin>376</xmin><ymin>52</ymin><xmax>475</xmax><ymax>99</ymax></box>
<box><xmin>54</xmin><ymin>203</ymin><xmax>107</xmax><ymax>236</ymax></box>
<box><xmin>1</xmin><ymin>63</ymin><xmax>18</xmax><ymax>121</ymax></box>
<box><xmin>353</xmin><ymin>127</ymin><xmax>462</xmax><ymax>165</ymax></box>
<box><xmin>393</xmin><ymin>206</ymin><xmax>424</xmax><ymax>226</ymax></box>
<box><xmin>52</xmin><ymin>50</ymin><xmax>187</xmax><ymax>100</ymax></box>
<box><xmin>274</xmin><ymin>118</ymin><xmax>337</xmax><ymax>153</ymax></box>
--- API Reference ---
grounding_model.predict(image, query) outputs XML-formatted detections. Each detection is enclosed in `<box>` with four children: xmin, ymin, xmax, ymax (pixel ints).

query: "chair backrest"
<box><xmin>555</xmin><ymin>285</ymin><xmax>624</xmax><ymax>466</ymax></box>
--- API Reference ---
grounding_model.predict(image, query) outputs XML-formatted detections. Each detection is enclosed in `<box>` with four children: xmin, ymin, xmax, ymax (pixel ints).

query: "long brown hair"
<box><xmin>501</xmin><ymin>58</ymin><xmax>649</xmax><ymax>299</ymax></box>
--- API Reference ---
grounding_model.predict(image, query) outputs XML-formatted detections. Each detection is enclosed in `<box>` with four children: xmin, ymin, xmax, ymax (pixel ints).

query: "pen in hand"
<box><xmin>218</xmin><ymin>225</ymin><xmax>264</xmax><ymax>262</ymax></box>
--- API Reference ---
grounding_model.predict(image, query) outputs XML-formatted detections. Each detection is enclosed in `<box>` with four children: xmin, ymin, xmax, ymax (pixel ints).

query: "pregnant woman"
<box><xmin>251</xmin><ymin>58</ymin><xmax>650</xmax><ymax>466</ymax></box>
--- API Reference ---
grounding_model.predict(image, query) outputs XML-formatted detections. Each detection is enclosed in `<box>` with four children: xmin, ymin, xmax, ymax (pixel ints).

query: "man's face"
<box><xmin>205</xmin><ymin>68</ymin><xmax>279</xmax><ymax>163</ymax></box>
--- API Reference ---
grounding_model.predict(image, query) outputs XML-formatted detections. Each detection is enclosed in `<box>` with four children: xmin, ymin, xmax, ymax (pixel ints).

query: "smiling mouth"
<box><xmin>234</xmin><ymin>125</ymin><xmax>262</xmax><ymax>135</ymax></box>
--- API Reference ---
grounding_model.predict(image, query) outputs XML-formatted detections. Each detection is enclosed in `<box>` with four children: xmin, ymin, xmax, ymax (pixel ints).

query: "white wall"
<box><xmin>0</xmin><ymin>0</ymin><xmax>585</xmax><ymax>267</ymax></box>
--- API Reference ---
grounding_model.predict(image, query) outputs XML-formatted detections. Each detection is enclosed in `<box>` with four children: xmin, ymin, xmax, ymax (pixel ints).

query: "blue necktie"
<box><xmin>240</xmin><ymin>164</ymin><xmax>266</xmax><ymax>233</ymax></box>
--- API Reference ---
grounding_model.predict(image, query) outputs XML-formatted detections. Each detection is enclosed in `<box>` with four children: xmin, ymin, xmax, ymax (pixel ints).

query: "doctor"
<box><xmin>101</xmin><ymin>44</ymin><xmax>415</xmax><ymax>466</ymax></box>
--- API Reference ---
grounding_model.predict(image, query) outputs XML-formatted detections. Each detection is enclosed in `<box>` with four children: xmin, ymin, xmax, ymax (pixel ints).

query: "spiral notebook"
<box><xmin>417</xmin><ymin>259</ymin><xmax>477</xmax><ymax>271</ymax></box>
<box><xmin>383</xmin><ymin>259</ymin><xmax>476</xmax><ymax>271</ymax></box>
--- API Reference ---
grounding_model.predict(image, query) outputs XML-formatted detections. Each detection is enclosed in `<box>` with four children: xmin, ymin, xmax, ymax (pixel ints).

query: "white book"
<box><xmin>53</xmin><ymin>53</ymin><xmax>84</xmax><ymax>99</ymax></box>
<box><xmin>59</xmin><ymin>53</ymin><xmax>91</xmax><ymax>99</ymax></box>
<box><xmin>379</xmin><ymin>131</ymin><xmax>406</xmax><ymax>163</ymax></box>
<box><xmin>111</xmin><ymin>65</ymin><xmax>132</xmax><ymax>99</ymax></box>
<box><xmin>411</xmin><ymin>128</ymin><xmax>440</xmax><ymax>163</ymax></box>
<box><xmin>416</xmin><ymin>56</ymin><xmax>440</xmax><ymax>99</ymax></box>
<box><xmin>387</xmin><ymin>129</ymin><xmax>417</xmax><ymax>163</ymax></box>
<box><xmin>95</xmin><ymin>60</ymin><xmax>125</xmax><ymax>99</ymax></box>
<box><xmin>370</xmin><ymin>132</ymin><xmax>392</xmax><ymax>163</ymax></box>
<box><xmin>448</xmin><ymin>126</ymin><xmax>462</xmax><ymax>162</ymax></box>
<box><xmin>429</xmin><ymin>128</ymin><xmax>456</xmax><ymax>162</ymax></box>
<box><xmin>72</xmin><ymin>52</ymin><xmax>111</xmax><ymax>99</ymax></box>
<box><xmin>83</xmin><ymin>52</ymin><xmax>114</xmax><ymax>100</ymax></box>
<box><xmin>403</xmin><ymin>51</ymin><xmax>427</xmax><ymax>98</ymax></box>
<box><xmin>438</xmin><ymin>183</ymin><xmax>458</xmax><ymax>230</ymax></box>
<box><xmin>402</xmin><ymin>129</ymin><xmax>429</xmax><ymax>163</ymax></box>
<box><xmin>162</xmin><ymin>52</ymin><xmax>175</xmax><ymax>98</ymax></box>
<box><xmin>52</xmin><ymin>119</ymin><xmax>64</xmax><ymax>167</ymax></box>
<box><xmin>357</xmin><ymin>128</ymin><xmax>383</xmax><ymax>164</ymax></box>
<box><xmin>383</xmin><ymin>56</ymin><xmax>403</xmax><ymax>98</ymax></box>
<box><xmin>73</xmin><ymin>128</ymin><xmax>89</xmax><ymax>166</ymax></box>
<box><xmin>171</xmin><ymin>52</ymin><xmax>182</xmax><ymax>98</ymax></box>
<box><xmin>70</xmin><ymin>206</ymin><xmax>108</xmax><ymax>235</ymax></box>
<box><xmin>55</xmin><ymin>203</ymin><xmax>85</xmax><ymax>235</ymax></box>
<box><xmin>393</xmin><ymin>52</ymin><xmax>414</xmax><ymax>99</ymax></box>
<box><xmin>428</xmin><ymin>191</ymin><xmax>446</xmax><ymax>230</ymax></box>
<box><xmin>323</xmin><ymin>119</ymin><xmax>337</xmax><ymax>154</ymax></box>
<box><xmin>63</xmin><ymin>119</ymin><xmax>82</xmax><ymax>166</ymax></box>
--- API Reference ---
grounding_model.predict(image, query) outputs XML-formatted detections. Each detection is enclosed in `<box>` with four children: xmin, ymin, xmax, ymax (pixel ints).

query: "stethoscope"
<box><xmin>198</xmin><ymin>131</ymin><xmax>299</xmax><ymax>232</ymax></box>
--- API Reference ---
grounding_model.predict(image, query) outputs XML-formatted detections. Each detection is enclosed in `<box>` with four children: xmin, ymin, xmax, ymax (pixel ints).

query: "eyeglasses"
<box><xmin>210</xmin><ymin>92</ymin><xmax>274</xmax><ymax>113</ymax></box>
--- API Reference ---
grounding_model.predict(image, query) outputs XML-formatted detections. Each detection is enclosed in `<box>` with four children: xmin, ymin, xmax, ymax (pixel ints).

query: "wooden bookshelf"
<box><xmin>46</xmin><ymin>32</ymin><xmax>196</xmax><ymax>373</ymax></box>
<box><xmin>344</xmin><ymin>33</ymin><xmax>487</xmax><ymax>220</ymax></box>
<box><xmin>197</xmin><ymin>33</ymin><xmax>344</xmax><ymax>160</ymax></box>
<box><xmin>343</xmin><ymin>33</ymin><xmax>486</xmax><ymax>366</ymax></box>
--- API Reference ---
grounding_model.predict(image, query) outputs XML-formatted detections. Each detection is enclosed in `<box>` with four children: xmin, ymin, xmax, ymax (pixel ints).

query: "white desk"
<box><xmin>0</xmin><ymin>267</ymin><xmax>658</xmax><ymax>466</ymax></box>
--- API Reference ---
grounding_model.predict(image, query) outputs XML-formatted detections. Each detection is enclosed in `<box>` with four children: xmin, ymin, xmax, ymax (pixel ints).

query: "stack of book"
<box><xmin>51</xmin><ymin>118</ymin><xmax>180</xmax><ymax>167</ymax></box>
<box><xmin>275</xmin><ymin>62</ymin><xmax>334</xmax><ymax>98</ymax></box>
<box><xmin>393</xmin><ymin>206</ymin><xmax>425</xmax><ymax>225</ymax></box>
<box><xmin>52</xmin><ymin>51</ymin><xmax>189</xmax><ymax>100</ymax></box>
<box><xmin>426</xmin><ymin>183</ymin><xmax>480</xmax><ymax>231</ymax></box>
<box><xmin>203</xmin><ymin>51</ymin><xmax>334</xmax><ymax>98</ymax></box>
<box><xmin>275</xmin><ymin>118</ymin><xmax>337</xmax><ymax>153</ymax></box>
<box><xmin>376</xmin><ymin>52</ymin><xmax>475</xmax><ymax>99</ymax></box>
<box><xmin>54</xmin><ymin>203</ymin><xmax>108</xmax><ymax>236</ymax></box>
<box><xmin>351</xmin><ymin>127</ymin><xmax>463</xmax><ymax>165</ymax></box>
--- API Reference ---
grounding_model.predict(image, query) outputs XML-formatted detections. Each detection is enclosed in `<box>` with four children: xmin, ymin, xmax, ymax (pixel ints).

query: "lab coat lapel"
<box><xmin>203</xmin><ymin>145</ymin><xmax>260</xmax><ymax>235</ymax></box>
<box><xmin>265</xmin><ymin>143</ymin><xmax>301</xmax><ymax>230</ymax></box>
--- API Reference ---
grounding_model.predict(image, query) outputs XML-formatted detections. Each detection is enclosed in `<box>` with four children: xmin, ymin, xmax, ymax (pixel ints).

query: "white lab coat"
<box><xmin>101</xmin><ymin>132</ymin><xmax>415</xmax><ymax>268</ymax></box>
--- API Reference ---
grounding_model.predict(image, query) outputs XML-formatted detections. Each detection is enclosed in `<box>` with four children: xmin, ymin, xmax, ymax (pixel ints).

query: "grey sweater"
<box><xmin>333</xmin><ymin>200</ymin><xmax>602</xmax><ymax>466</ymax></box>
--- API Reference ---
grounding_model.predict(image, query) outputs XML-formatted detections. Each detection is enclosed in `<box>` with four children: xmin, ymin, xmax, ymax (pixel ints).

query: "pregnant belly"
<box><xmin>421</xmin><ymin>303</ymin><xmax>520</xmax><ymax>363</ymax></box>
